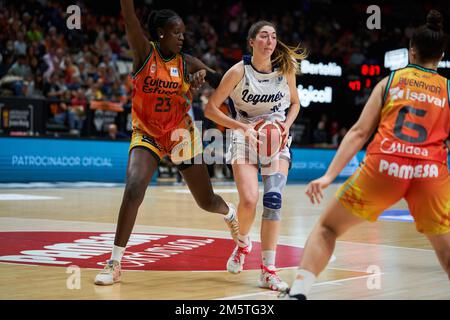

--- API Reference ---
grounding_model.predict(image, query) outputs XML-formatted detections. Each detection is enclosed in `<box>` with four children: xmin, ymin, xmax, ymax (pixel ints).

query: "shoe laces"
<box><xmin>261</xmin><ymin>264</ymin><xmax>282</xmax><ymax>282</ymax></box>
<box><xmin>233</xmin><ymin>246</ymin><xmax>250</xmax><ymax>263</ymax></box>
<box><xmin>100</xmin><ymin>260</ymin><xmax>117</xmax><ymax>274</ymax></box>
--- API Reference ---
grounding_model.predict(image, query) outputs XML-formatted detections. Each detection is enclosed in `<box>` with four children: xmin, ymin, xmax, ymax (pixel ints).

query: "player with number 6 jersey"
<box><xmin>336</xmin><ymin>62</ymin><xmax>449</xmax><ymax>234</ymax></box>
<box><xmin>366</xmin><ymin>64</ymin><xmax>449</xmax><ymax>163</ymax></box>
<box><xmin>287</xmin><ymin>10</ymin><xmax>450</xmax><ymax>300</ymax></box>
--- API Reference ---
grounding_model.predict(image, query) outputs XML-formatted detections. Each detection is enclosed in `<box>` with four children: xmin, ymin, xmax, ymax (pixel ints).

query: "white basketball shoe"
<box><xmin>226</xmin><ymin>239</ymin><xmax>252</xmax><ymax>274</ymax></box>
<box><xmin>94</xmin><ymin>259</ymin><xmax>121</xmax><ymax>285</ymax></box>
<box><xmin>258</xmin><ymin>264</ymin><xmax>289</xmax><ymax>291</ymax></box>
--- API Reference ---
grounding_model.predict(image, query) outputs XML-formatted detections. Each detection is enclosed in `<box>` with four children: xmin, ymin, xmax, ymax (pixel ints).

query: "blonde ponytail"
<box><xmin>272</xmin><ymin>40</ymin><xmax>308</xmax><ymax>75</ymax></box>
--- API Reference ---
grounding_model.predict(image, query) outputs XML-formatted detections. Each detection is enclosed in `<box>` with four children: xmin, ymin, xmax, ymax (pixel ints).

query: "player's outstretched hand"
<box><xmin>305</xmin><ymin>175</ymin><xmax>333</xmax><ymax>204</ymax></box>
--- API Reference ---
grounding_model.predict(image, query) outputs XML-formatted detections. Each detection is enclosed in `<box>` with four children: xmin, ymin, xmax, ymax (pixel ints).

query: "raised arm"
<box><xmin>120</xmin><ymin>0</ymin><xmax>151</xmax><ymax>72</ymax></box>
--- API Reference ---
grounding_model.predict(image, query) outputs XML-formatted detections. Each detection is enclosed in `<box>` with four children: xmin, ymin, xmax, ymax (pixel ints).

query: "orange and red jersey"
<box><xmin>131</xmin><ymin>42</ymin><xmax>192</xmax><ymax>138</ymax></box>
<box><xmin>367</xmin><ymin>64</ymin><xmax>450</xmax><ymax>163</ymax></box>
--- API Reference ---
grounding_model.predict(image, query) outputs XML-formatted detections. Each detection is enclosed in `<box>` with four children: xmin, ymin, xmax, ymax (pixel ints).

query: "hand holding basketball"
<box><xmin>244</xmin><ymin>119</ymin><xmax>264</xmax><ymax>151</ymax></box>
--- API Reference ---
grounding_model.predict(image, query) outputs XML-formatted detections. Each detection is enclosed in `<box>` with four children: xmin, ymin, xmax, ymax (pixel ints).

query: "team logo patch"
<box><xmin>150</xmin><ymin>64</ymin><xmax>157</xmax><ymax>74</ymax></box>
<box><xmin>389</xmin><ymin>87</ymin><xmax>404</xmax><ymax>100</ymax></box>
<box><xmin>170</xmin><ymin>67</ymin><xmax>179</xmax><ymax>77</ymax></box>
<box><xmin>0</xmin><ymin>232</ymin><xmax>304</xmax><ymax>271</ymax></box>
<box><xmin>378</xmin><ymin>159</ymin><xmax>439</xmax><ymax>179</ymax></box>
<box><xmin>380</xmin><ymin>138</ymin><xmax>429</xmax><ymax>157</ymax></box>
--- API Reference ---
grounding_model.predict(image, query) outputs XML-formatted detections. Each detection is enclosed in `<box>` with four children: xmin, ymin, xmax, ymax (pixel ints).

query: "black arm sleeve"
<box><xmin>205</xmin><ymin>70</ymin><xmax>222</xmax><ymax>89</ymax></box>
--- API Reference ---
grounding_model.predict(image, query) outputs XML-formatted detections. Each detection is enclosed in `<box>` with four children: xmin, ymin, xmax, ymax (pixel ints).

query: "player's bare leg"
<box><xmin>288</xmin><ymin>199</ymin><xmax>365</xmax><ymax>299</ymax></box>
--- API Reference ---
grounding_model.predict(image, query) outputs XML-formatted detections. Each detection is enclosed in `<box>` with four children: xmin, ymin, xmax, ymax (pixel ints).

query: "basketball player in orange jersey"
<box><xmin>287</xmin><ymin>10</ymin><xmax>450</xmax><ymax>299</ymax></box>
<box><xmin>94</xmin><ymin>0</ymin><xmax>239</xmax><ymax>285</ymax></box>
<box><xmin>205</xmin><ymin>21</ymin><xmax>306</xmax><ymax>291</ymax></box>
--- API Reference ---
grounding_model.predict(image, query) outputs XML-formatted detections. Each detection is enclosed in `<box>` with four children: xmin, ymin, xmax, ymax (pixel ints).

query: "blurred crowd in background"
<box><xmin>0</xmin><ymin>0</ymin><xmax>449</xmax><ymax>148</ymax></box>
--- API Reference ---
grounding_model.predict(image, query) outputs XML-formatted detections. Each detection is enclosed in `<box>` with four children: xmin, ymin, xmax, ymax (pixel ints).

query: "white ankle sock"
<box><xmin>111</xmin><ymin>245</ymin><xmax>126</xmax><ymax>262</ymax></box>
<box><xmin>289</xmin><ymin>269</ymin><xmax>316</xmax><ymax>297</ymax></box>
<box><xmin>262</xmin><ymin>250</ymin><xmax>276</xmax><ymax>267</ymax></box>
<box><xmin>237</xmin><ymin>234</ymin><xmax>249</xmax><ymax>247</ymax></box>
<box><xmin>224</xmin><ymin>203</ymin><xmax>236</xmax><ymax>221</ymax></box>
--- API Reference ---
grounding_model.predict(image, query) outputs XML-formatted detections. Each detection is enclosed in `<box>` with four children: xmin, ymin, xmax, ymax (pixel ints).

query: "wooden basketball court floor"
<box><xmin>0</xmin><ymin>182</ymin><xmax>448</xmax><ymax>300</ymax></box>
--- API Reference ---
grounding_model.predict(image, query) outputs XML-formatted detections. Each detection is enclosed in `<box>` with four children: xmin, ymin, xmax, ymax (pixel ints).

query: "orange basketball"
<box><xmin>254</xmin><ymin>121</ymin><xmax>283</xmax><ymax>159</ymax></box>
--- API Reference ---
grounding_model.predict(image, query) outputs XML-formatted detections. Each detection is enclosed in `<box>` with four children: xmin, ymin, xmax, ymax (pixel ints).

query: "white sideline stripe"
<box><xmin>87</xmin><ymin>268</ymin><xmax>146</xmax><ymax>272</ymax></box>
<box><xmin>0</xmin><ymin>182</ymin><xmax>124</xmax><ymax>189</ymax></box>
<box><xmin>337</xmin><ymin>240</ymin><xmax>434</xmax><ymax>252</ymax></box>
<box><xmin>165</xmin><ymin>188</ymin><xmax>246</xmax><ymax>194</ymax></box>
<box><xmin>276</xmin><ymin>265</ymin><xmax>368</xmax><ymax>273</ymax></box>
<box><xmin>215</xmin><ymin>273</ymin><xmax>384</xmax><ymax>300</ymax></box>
<box><xmin>0</xmin><ymin>194</ymin><xmax>62</xmax><ymax>201</ymax></box>
<box><xmin>313</xmin><ymin>273</ymin><xmax>385</xmax><ymax>286</ymax></box>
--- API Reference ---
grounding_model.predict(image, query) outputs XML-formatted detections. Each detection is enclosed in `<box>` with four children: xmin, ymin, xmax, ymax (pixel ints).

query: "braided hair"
<box><xmin>147</xmin><ymin>9</ymin><xmax>181</xmax><ymax>40</ymax></box>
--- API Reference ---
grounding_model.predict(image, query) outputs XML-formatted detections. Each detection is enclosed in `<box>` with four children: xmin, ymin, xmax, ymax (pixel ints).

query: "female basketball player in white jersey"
<box><xmin>205</xmin><ymin>21</ymin><xmax>306</xmax><ymax>291</ymax></box>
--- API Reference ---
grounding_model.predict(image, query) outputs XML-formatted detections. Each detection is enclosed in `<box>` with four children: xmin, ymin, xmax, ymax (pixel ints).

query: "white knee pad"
<box><xmin>262</xmin><ymin>173</ymin><xmax>287</xmax><ymax>221</ymax></box>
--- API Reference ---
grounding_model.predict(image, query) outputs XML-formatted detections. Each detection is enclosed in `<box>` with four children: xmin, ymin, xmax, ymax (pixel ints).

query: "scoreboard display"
<box><xmin>294</xmin><ymin>50</ymin><xmax>450</xmax><ymax>144</ymax></box>
<box><xmin>347</xmin><ymin>64</ymin><xmax>381</xmax><ymax>93</ymax></box>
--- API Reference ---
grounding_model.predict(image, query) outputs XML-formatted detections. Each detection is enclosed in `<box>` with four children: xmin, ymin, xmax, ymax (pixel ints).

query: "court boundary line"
<box><xmin>215</xmin><ymin>273</ymin><xmax>385</xmax><ymax>300</ymax></box>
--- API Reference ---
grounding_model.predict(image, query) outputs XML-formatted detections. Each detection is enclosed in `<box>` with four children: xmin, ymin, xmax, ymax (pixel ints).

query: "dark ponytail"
<box><xmin>147</xmin><ymin>9</ymin><xmax>181</xmax><ymax>40</ymax></box>
<box><xmin>410</xmin><ymin>10</ymin><xmax>446</xmax><ymax>62</ymax></box>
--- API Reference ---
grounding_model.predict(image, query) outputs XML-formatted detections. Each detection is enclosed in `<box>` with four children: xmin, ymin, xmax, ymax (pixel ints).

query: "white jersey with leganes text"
<box><xmin>229</xmin><ymin>55</ymin><xmax>291</xmax><ymax>124</ymax></box>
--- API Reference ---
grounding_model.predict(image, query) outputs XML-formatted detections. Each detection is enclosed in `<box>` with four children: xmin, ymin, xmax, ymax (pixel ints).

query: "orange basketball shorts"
<box><xmin>336</xmin><ymin>154</ymin><xmax>450</xmax><ymax>235</ymax></box>
<box><xmin>129</xmin><ymin>114</ymin><xmax>202</xmax><ymax>164</ymax></box>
